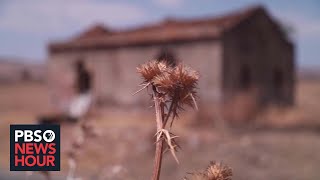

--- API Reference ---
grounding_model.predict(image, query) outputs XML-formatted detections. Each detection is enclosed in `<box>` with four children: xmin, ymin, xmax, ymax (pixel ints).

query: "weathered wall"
<box><xmin>48</xmin><ymin>40</ymin><xmax>223</xmax><ymax>107</ymax></box>
<box><xmin>222</xmin><ymin>10</ymin><xmax>295</xmax><ymax>105</ymax></box>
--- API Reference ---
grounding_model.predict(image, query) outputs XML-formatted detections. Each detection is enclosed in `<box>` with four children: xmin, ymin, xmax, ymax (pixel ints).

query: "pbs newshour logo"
<box><xmin>10</xmin><ymin>124</ymin><xmax>60</xmax><ymax>171</ymax></box>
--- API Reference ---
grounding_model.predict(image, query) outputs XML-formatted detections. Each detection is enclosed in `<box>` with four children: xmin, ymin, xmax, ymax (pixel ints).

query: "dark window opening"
<box><xmin>272</xmin><ymin>69</ymin><xmax>284</xmax><ymax>102</ymax></box>
<box><xmin>272</xmin><ymin>68</ymin><xmax>285</xmax><ymax>103</ymax></box>
<box><xmin>156</xmin><ymin>48</ymin><xmax>177</xmax><ymax>66</ymax></box>
<box><xmin>239</xmin><ymin>64</ymin><xmax>252</xmax><ymax>90</ymax></box>
<box><xmin>74</xmin><ymin>60</ymin><xmax>92</xmax><ymax>94</ymax></box>
<box><xmin>273</xmin><ymin>69</ymin><xmax>284</xmax><ymax>90</ymax></box>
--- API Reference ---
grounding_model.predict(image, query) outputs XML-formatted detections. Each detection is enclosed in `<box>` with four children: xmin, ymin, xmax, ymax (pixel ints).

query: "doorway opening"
<box><xmin>239</xmin><ymin>64</ymin><xmax>252</xmax><ymax>90</ymax></box>
<box><xmin>156</xmin><ymin>48</ymin><xmax>177</xmax><ymax>66</ymax></box>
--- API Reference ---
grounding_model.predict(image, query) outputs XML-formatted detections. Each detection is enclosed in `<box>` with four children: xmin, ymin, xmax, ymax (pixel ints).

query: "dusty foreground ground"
<box><xmin>0</xmin><ymin>81</ymin><xmax>320</xmax><ymax>180</ymax></box>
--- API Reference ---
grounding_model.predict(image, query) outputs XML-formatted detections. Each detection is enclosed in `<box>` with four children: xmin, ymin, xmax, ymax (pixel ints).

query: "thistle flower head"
<box><xmin>171</xmin><ymin>64</ymin><xmax>199</xmax><ymax>90</ymax></box>
<box><xmin>206</xmin><ymin>162</ymin><xmax>232</xmax><ymax>180</ymax></box>
<box><xmin>171</xmin><ymin>64</ymin><xmax>199</xmax><ymax>108</ymax></box>
<box><xmin>136</xmin><ymin>60</ymin><xmax>199</xmax><ymax>126</ymax></box>
<box><xmin>152</xmin><ymin>71</ymin><xmax>175</xmax><ymax>93</ymax></box>
<box><xmin>184</xmin><ymin>162</ymin><xmax>232</xmax><ymax>180</ymax></box>
<box><xmin>152</xmin><ymin>63</ymin><xmax>199</xmax><ymax>109</ymax></box>
<box><xmin>137</xmin><ymin>60</ymin><xmax>170</xmax><ymax>82</ymax></box>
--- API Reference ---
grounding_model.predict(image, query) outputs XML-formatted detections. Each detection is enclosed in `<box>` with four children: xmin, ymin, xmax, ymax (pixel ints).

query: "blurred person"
<box><xmin>69</xmin><ymin>60</ymin><xmax>93</xmax><ymax>120</ymax></box>
<box><xmin>38</xmin><ymin>60</ymin><xmax>93</xmax><ymax>124</ymax></box>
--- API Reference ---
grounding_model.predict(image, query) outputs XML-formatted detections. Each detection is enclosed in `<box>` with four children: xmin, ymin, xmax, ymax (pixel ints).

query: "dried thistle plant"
<box><xmin>135</xmin><ymin>60</ymin><xmax>199</xmax><ymax>180</ymax></box>
<box><xmin>66</xmin><ymin>119</ymin><xmax>97</xmax><ymax>180</ymax></box>
<box><xmin>183</xmin><ymin>162</ymin><xmax>233</xmax><ymax>180</ymax></box>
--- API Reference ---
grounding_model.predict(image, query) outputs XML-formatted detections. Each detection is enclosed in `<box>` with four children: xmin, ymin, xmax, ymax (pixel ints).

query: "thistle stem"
<box><xmin>152</xmin><ymin>85</ymin><xmax>164</xmax><ymax>180</ymax></box>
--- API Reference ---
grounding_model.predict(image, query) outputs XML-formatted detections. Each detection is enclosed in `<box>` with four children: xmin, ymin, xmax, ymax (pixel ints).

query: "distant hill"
<box><xmin>0</xmin><ymin>57</ymin><xmax>46</xmax><ymax>84</ymax></box>
<box><xmin>298</xmin><ymin>66</ymin><xmax>320</xmax><ymax>81</ymax></box>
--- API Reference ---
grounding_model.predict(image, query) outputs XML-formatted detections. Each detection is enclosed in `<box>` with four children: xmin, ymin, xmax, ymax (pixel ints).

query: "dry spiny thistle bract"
<box><xmin>154</xmin><ymin>64</ymin><xmax>199</xmax><ymax>93</ymax></box>
<box><xmin>206</xmin><ymin>162</ymin><xmax>232</xmax><ymax>180</ymax></box>
<box><xmin>184</xmin><ymin>162</ymin><xmax>232</xmax><ymax>180</ymax></box>
<box><xmin>137</xmin><ymin>60</ymin><xmax>199</xmax><ymax>111</ymax></box>
<box><xmin>153</xmin><ymin>63</ymin><xmax>199</xmax><ymax>122</ymax></box>
<box><xmin>169</xmin><ymin>64</ymin><xmax>199</xmax><ymax>108</ymax></box>
<box><xmin>137</xmin><ymin>60</ymin><xmax>169</xmax><ymax>82</ymax></box>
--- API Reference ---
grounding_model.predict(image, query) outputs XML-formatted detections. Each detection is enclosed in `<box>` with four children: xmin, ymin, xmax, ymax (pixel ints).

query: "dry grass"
<box><xmin>255</xmin><ymin>80</ymin><xmax>320</xmax><ymax>128</ymax></box>
<box><xmin>0</xmin><ymin>80</ymin><xmax>319</xmax><ymax>179</ymax></box>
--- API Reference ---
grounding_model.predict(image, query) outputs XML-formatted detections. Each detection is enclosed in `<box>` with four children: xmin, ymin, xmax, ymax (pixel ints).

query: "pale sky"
<box><xmin>0</xmin><ymin>0</ymin><xmax>319</xmax><ymax>67</ymax></box>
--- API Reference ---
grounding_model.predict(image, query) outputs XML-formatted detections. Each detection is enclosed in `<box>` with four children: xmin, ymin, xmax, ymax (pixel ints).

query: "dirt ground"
<box><xmin>0</xmin><ymin>81</ymin><xmax>320</xmax><ymax>180</ymax></box>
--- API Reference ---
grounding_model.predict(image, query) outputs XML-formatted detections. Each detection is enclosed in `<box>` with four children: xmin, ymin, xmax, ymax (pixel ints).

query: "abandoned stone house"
<box><xmin>48</xmin><ymin>6</ymin><xmax>295</xmax><ymax>109</ymax></box>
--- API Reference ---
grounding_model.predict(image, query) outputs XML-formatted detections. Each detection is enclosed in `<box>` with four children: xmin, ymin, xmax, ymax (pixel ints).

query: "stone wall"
<box><xmin>48</xmin><ymin>9</ymin><xmax>295</xmax><ymax>112</ymax></box>
<box><xmin>222</xmin><ymin>10</ymin><xmax>295</xmax><ymax>105</ymax></box>
<box><xmin>48</xmin><ymin>40</ymin><xmax>223</xmax><ymax>107</ymax></box>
